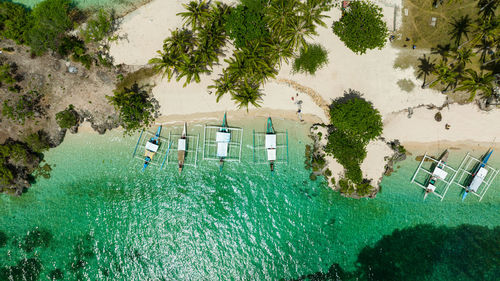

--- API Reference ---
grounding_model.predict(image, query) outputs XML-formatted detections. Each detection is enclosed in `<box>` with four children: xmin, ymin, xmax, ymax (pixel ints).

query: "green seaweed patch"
<box><xmin>22</xmin><ymin>228</ymin><xmax>52</xmax><ymax>252</ymax></box>
<box><xmin>67</xmin><ymin>233</ymin><xmax>96</xmax><ymax>273</ymax></box>
<box><xmin>0</xmin><ymin>231</ymin><xmax>7</xmax><ymax>247</ymax></box>
<box><xmin>49</xmin><ymin>268</ymin><xmax>64</xmax><ymax>280</ymax></box>
<box><xmin>0</xmin><ymin>257</ymin><xmax>42</xmax><ymax>281</ymax></box>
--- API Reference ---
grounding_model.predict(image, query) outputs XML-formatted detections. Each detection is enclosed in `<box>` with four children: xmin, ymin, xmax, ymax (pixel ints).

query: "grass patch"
<box><xmin>393</xmin><ymin>0</ymin><xmax>479</xmax><ymax>49</ymax></box>
<box><xmin>397</xmin><ymin>79</ymin><xmax>416</xmax><ymax>92</ymax></box>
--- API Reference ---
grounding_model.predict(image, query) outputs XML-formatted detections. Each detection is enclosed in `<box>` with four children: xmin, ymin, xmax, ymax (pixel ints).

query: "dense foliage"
<box><xmin>325</xmin><ymin>91</ymin><xmax>382</xmax><ymax>192</ymax></box>
<box><xmin>107</xmin><ymin>83</ymin><xmax>156</xmax><ymax>133</ymax></box>
<box><xmin>293</xmin><ymin>43</ymin><xmax>329</xmax><ymax>74</ymax></box>
<box><xmin>27</xmin><ymin>0</ymin><xmax>73</xmax><ymax>55</ymax></box>
<box><xmin>0</xmin><ymin>1</ymin><xmax>30</xmax><ymax>44</ymax></box>
<box><xmin>55</xmin><ymin>105</ymin><xmax>79</xmax><ymax>129</ymax></box>
<box><xmin>329</xmin><ymin>95</ymin><xmax>383</xmax><ymax>143</ymax></box>
<box><xmin>332</xmin><ymin>1</ymin><xmax>388</xmax><ymax>54</ymax></box>
<box><xmin>82</xmin><ymin>9</ymin><xmax>114</xmax><ymax>43</ymax></box>
<box><xmin>224</xmin><ymin>0</ymin><xmax>269</xmax><ymax>48</ymax></box>
<box><xmin>150</xmin><ymin>0</ymin><xmax>333</xmax><ymax>109</ymax></box>
<box><xmin>0</xmin><ymin>62</ymin><xmax>16</xmax><ymax>86</ymax></box>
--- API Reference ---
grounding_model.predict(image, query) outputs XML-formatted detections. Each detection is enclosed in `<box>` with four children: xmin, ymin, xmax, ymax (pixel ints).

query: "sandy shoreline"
<box><xmin>107</xmin><ymin>0</ymin><xmax>500</xmax><ymax>187</ymax></box>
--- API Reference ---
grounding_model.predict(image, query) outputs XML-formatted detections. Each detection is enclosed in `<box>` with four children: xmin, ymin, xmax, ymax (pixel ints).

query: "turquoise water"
<box><xmin>1</xmin><ymin>119</ymin><xmax>499</xmax><ymax>280</ymax></box>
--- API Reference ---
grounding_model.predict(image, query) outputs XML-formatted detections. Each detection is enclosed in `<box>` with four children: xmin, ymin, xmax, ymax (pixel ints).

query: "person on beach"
<box><xmin>297</xmin><ymin>109</ymin><xmax>303</xmax><ymax>121</ymax></box>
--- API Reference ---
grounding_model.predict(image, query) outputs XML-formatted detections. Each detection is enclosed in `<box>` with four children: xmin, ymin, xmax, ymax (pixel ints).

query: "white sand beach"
<box><xmin>109</xmin><ymin>0</ymin><xmax>500</xmax><ymax>185</ymax></box>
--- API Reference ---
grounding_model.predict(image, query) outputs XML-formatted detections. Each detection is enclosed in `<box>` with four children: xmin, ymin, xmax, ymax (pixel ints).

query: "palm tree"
<box><xmin>476</xmin><ymin>38</ymin><xmax>493</xmax><ymax>63</ymax></box>
<box><xmin>416</xmin><ymin>55</ymin><xmax>435</xmax><ymax>88</ymax></box>
<box><xmin>265</xmin><ymin>0</ymin><xmax>300</xmax><ymax>38</ymax></box>
<box><xmin>455</xmin><ymin>69</ymin><xmax>494</xmax><ymax>100</ymax></box>
<box><xmin>283</xmin><ymin>16</ymin><xmax>316</xmax><ymax>51</ymax></box>
<box><xmin>209</xmin><ymin>72</ymin><xmax>237</xmax><ymax>102</ymax></box>
<box><xmin>449</xmin><ymin>15</ymin><xmax>472</xmax><ymax>46</ymax></box>
<box><xmin>431</xmin><ymin>44</ymin><xmax>453</xmax><ymax>62</ymax></box>
<box><xmin>177</xmin><ymin>0</ymin><xmax>210</xmax><ymax>29</ymax></box>
<box><xmin>231</xmin><ymin>79</ymin><xmax>264</xmax><ymax>109</ymax></box>
<box><xmin>175</xmin><ymin>54</ymin><xmax>209</xmax><ymax>87</ymax></box>
<box><xmin>477</xmin><ymin>0</ymin><xmax>499</xmax><ymax>19</ymax></box>
<box><xmin>451</xmin><ymin>48</ymin><xmax>474</xmax><ymax>68</ymax></box>
<box><xmin>149</xmin><ymin>29</ymin><xmax>196</xmax><ymax>80</ymax></box>
<box><xmin>429</xmin><ymin>59</ymin><xmax>459</xmax><ymax>92</ymax></box>
<box><xmin>300</xmin><ymin>0</ymin><xmax>333</xmax><ymax>29</ymax></box>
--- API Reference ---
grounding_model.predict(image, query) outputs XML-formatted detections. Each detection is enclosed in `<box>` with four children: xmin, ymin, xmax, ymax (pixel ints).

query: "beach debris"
<box><xmin>434</xmin><ymin>111</ymin><xmax>442</xmax><ymax>122</ymax></box>
<box><xmin>430</xmin><ymin>17</ymin><xmax>437</xmax><ymax>27</ymax></box>
<box><xmin>68</xmin><ymin>66</ymin><xmax>78</xmax><ymax>74</ymax></box>
<box><xmin>407</xmin><ymin>107</ymin><xmax>413</xmax><ymax>118</ymax></box>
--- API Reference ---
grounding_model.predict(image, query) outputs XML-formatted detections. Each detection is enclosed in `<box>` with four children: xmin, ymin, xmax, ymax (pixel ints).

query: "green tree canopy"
<box><xmin>329</xmin><ymin>94</ymin><xmax>383</xmax><ymax>143</ymax></box>
<box><xmin>107</xmin><ymin>83</ymin><xmax>156</xmax><ymax>133</ymax></box>
<box><xmin>0</xmin><ymin>1</ymin><xmax>30</xmax><ymax>44</ymax></box>
<box><xmin>224</xmin><ymin>0</ymin><xmax>269</xmax><ymax>48</ymax></box>
<box><xmin>55</xmin><ymin>105</ymin><xmax>78</xmax><ymax>129</ymax></box>
<box><xmin>332</xmin><ymin>1</ymin><xmax>388</xmax><ymax>54</ymax></box>
<box><xmin>27</xmin><ymin>0</ymin><xmax>73</xmax><ymax>55</ymax></box>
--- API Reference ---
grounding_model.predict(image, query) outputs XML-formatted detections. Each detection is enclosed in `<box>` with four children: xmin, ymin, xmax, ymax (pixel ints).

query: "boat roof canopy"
<box><xmin>265</xmin><ymin>134</ymin><xmax>276</xmax><ymax>149</ymax></box>
<box><xmin>267</xmin><ymin>149</ymin><xmax>276</xmax><ymax>161</ymax></box>
<box><xmin>145</xmin><ymin>142</ymin><xmax>159</xmax><ymax>152</ymax></box>
<box><xmin>432</xmin><ymin>167</ymin><xmax>448</xmax><ymax>180</ymax></box>
<box><xmin>216</xmin><ymin>131</ymin><xmax>231</xmax><ymax>142</ymax></box>
<box><xmin>217</xmin><ymin>142</ymin><xmax>228</xmax><ymax>157</ymax></box>
<box><xmin>178</xmin><ymin>139</ymin><xmax>186</xmax><ymax>151</ymax></box>
<box><xmin>469</xmin><ymin>167</ymin><xmax>488</xmax><ymax>192</ymax></box>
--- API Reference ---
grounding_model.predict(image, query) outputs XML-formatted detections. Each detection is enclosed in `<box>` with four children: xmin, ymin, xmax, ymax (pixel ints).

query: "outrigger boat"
<box><xmin>178</xmin><ymin>123</ymin><xmax>187</xmax><ymax>173</ymax></box>
<box><xmin>265</xmin><ymin>117</ymin><xmax>277</xmax><ymax>172</ymax></box>
<box><xmin>216</xmin><ymin>113</ymin><xmax>231</xmax><ymax>171</ymax></box>
<box><xmin>143</xmin><ymin>126</ymin><xmax>162</xmax><ymax>171</ymax></box>
<box><xmin>424</xmin><ymin>149</ymin><xmax>449</xmax><ymax>200</ymax></box>
<box><xmin>462</xmin><ymin>149</ymin><xmax>494</xmax><ymax>201</ymax></box>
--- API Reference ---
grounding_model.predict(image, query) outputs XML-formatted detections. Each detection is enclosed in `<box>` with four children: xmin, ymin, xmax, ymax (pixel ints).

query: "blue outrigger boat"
<box><xmin>266</xmin><ymin>117</ymin><xmax>277</xmax><ymax>172</ymax></box>
<box><xmin>142</xmin><ymin>126</ymin><xmax>162</xmax><ymax>171</ymax></box>
<box><xmin>462</xmin><ymin>149</ymin><xmax>494</xmax><ymax>201</ymax></box>
<box><xmin>216</xmin><ymin>113</ymin><xmax>230</xmax><ymax>171</ymax></box>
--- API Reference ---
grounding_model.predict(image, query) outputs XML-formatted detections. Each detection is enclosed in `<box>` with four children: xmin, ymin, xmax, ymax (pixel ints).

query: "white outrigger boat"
<box><xmin>178</xmin><ymin>123</ymin><xmax>187</xmax><ymax>173</ymax></box>
<box><xmin>216</xmin><ymin>113</ymin><xmax>231</xmax><ymax>171</ymax></box>
<box><xmin>143</xmin><ymin>126</ymin><xmax>162</xmax><ymax>171</ymax></box>
<box><xmin>424</xmin><ymin>149</ymin><xmax>449</xmax><ymax>200</ymax></box>
<box><xmin>462</xmin><ymin>149</ymin><xmax>494</xmax><ymax>201</ymax></box>
<box><xmin>265</xmin><ymin>117</ymin><xmax>277</xmax><ymax>172</ymax></box>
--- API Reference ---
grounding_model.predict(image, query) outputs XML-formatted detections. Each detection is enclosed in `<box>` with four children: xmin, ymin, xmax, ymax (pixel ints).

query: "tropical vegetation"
<box><xmin>332</xmin><ymin>1</ymin><xmax>388</xmax><ymax>54</ymax></box>
<box><xmin>107</xmin><ymin>83</ymin><xmax>156</xmax><ymax>134</ymax></box>
<box><xmin>325</xmin><ymin>90</ymin><xmax>382</xmax><ymax>194</ymax></box>
<box><xmin>415</xmin><ymin>0</ymin><xmax>499</xmax><ymax>103</ymax></box>
<box><xmin>55</xmin><ymin>105</ymin><xmax>79</xmax><ymax>129</ymax></box>
<box><xmin>292</xmin><ymin>43</ymin><xmax>329</xmax><ymax>75</ymax></box>
<box><xmin>150</xmin><ymin>0</ymin><xmax>333</xmax><ymax>109</ymax></box>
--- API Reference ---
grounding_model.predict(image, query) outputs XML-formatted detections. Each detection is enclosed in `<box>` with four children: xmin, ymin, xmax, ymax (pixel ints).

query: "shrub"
<box><xmin>293</xmin><ymin>44</ymin><xmax>329</xmax><ymax>75</ymax></box>
<box><xmin>107</xmin><ymin>83</ymin><xmax>156</xmax><ymax>133</ymax></box>
<box><xmin>24</xmin><ymin>131</ymin><xmax>51</xmax><ymax>153</ymax></box>
<box><xmin>82</xmin><ymin>9</ymin><xmax>114</xmax><ymax>43</ymax></box>
<box><xmin>2</xmin><ymin>91</ymin><xmax>43</xmax><ymax>124</ymax></box>
<box><xmin>0</xmin><ymin>1</ymin><xmax>31</xmax><ymax>44</ymax></box>
<box><xmin>55</xmin><ymin>105</ymin><xmax>78</xmax><ymax>129</ymax></box>
<box><xmin>57</xmin><ymin>36</ymin><xmax>85</xmax><ymax>57</ymax></box>
<box><xmin>0</xmin><ymin>63</ymin><xmax>16</xmax><ymax>87</ymax></box>
<box><xmin>356</xmin><ymin>181</ymin><xmax>375</xmax><ymax>196</ymax></box>
<box><xmin>329</xmin><ymin>94</ymin><xmax>383</xmax><ymax>144</ymax></box>
<box><xmin>224</xmin><ymin>0</ymin><xmax>269</xmax><ymax>48</ymax></box>
<box><xmin>332</xmin><ymin>1</ymin><xmax>388</xmax><ymax>54</ymax></box>
<box><xmin>27</xmin><ymin>0</ymin><xmax>73</xmax><ymax>55</ymax></box>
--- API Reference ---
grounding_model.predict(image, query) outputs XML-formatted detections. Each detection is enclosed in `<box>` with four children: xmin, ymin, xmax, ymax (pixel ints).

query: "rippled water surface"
<box><xmin>1</xmin><ymin>119</ymin><xmax>499</xmax><ymax>280</ymax></box>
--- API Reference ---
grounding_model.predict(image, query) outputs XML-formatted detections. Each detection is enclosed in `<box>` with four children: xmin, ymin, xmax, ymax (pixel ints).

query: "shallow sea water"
<box><xmin>1</xmin><ymin>118</ymin><xmax>499</xmax><ymax>280</ymax></box>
